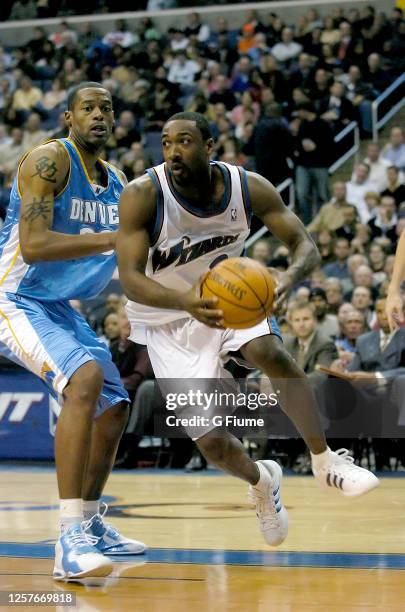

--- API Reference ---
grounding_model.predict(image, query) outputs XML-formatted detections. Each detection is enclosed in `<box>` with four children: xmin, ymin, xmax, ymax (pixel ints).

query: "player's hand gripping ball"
<box><xmin>201</xmin><ymin>257</ymin><xmax>276</xmax><ymax>329</ymax></box>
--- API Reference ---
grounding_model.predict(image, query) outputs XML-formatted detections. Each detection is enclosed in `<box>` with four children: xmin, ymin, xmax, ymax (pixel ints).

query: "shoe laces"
<box><xmin>248</xmin><ymin>487</ymin><xmax>280</xmax><ymax>530</ymax></box>
<box><xmin>83</xmin><ymin>501</ymin><xmax>120</xmax><ymax>539</ymax></box>
<box><xmin>332</xmin><ymin>448</ymin><xmax>355</xmax><ymax>466</ymax></box>
<box><xmin>67</xmin><ymin>526</ymin><xmax>99</xmax><ymax>548</ymax></box>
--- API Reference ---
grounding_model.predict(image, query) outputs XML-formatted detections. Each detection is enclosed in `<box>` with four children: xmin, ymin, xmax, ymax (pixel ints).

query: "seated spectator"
<box><xmin>231</xmin><ymin>55</ymin><xmax>253</xmax><ymax>93</ymax></box>
<box><xmin>96</xmin><ymin>309</ymin><xmax>119</xmax><ymax>347</ymax></box>
<box><xmin>344</xmin><ymin>65</ymin><xmax>376</xmax><ymax>136</ymax></box>
<box><xmin>208</xmin><ymin>75</ymin><xmax>237</xmax><ymax>111</ymax></box>
<box><xmin>320</xmin><ymin>16</ymin><xmax>341</xmax><ymax>46</ymax></box>
<box><xmin>238</xmin><ymin>23</ymin><xmax>258</xmax><ymax>55</ymax></box>
<box><xmin>345</xmin><ymin>162</ymin><xmax>378</xmax><ymax>223</ymax></box>
<box><xmin>350</xmin><ymin>265</ymin><xmax>379</xmax><ymax>301</ymax></box>
<box><xmin>350</xmin><ymin>222</ymin><xmax>372</xmax><ymax>255</ymax></box>
<box><xmin>102</xmin><ymin>19</ymin><xmax>137</xmax><ymax>48</ymax></box>
<box><xmin>316</xmin><ymin>229</ymin><xmax>335</xmax><ymax>265</ymax></box>
<box><xmin>21</xmin><ymin>113</ymin><xmax>47</xmax><ymax>152</ymax></box>
<box><xmin>335</xmin><ymin>306</ymin><xmax>367</xmax><ymax>364</ymax></box>
<box><xmin>307</xmin><ymin>181</ymin><xmax>356</xmax><ymax>234</ymax></box>
<box><xmin>368</xmin><ymin>243</ymin><xmax>387</xmax><ymax>285</ymax></box>
<box><xmin>110</xmin><ymin>308</ymin><xmax>153</xmax><ymax>404</ymax></box>
<box><xmin>167</xmin><ymin>52</ymin><xmax>200</xmax><ymax>86</ymax></box>
<box><xmin>290</xmin><ymin>53</ymin><xmax>315</xmax><ymax>90</ymax></box>
<box><xmin>367</xmin><ymin>195</ymin><xmax>398</xmax><ymax>243</ymax></box>
<box><xmin>250</xmin><ymin>239</ymin><xmax>271</xmax><ymax>266</ymax></box>
<box><xmin>335</xmin><ymin>22</ymin><xmax>357</xmax><ymax>69</ymax></box>
<box><xmin>381</xmin><ymin>127</ymin><xmax>405</xmax><ymax>172</ymax></box>
<box><xmin>284</xmin><ymin>302</ymin><xmax>338</xmax><ymax>378</ymax></box>
<box><xmin>308</xmin><ymin>287</ymin><xmax>340</xmax><ymax>338</ymax></box>
<box><xmin>324</xmin><ymin>277</ymin><xmax>344</xmax><ymax>314</ymax></box>
<box><xmin>49</xmin><ymin>21</ymin><xmax>78</xmax><ymax>49</ymax></box>
<box><xmin>331</xmin><ymin>298</ymin><xmax>405</xmax><ymax>467</ymax></box>
<box><xmin>12</xmin><ymin>75</ymin><xmax>42</xmax><ymax>112</ymax></box>
<box><xmin>380</xmin><ymin>166</ymin><xmax>405</xmax><ymax>208</ymax></box>
<box><xmin>230</xmin><ymin>91</ymin><xmax>260</xmax><ymax>127</ymax></box>
<box><xmin>184</xmin><ymin>11</ymin><xmax>210</xmax><ymax>43</ymax></box>
<box><xmin>39</xmin><ymin>77</ymin><xmax>67</xmax><ymax>112</ymax></box>
<box><xmin>363</xmin><ymin>53</ymin><xmax>389</xmax><ymax>94</ymax></box>
<box><xmin>319</xmin><ymin>80</ymin><xmax>355</xmax><ymax>132</ymax></box>
<box><xmin>271</xmin><ymin>27</ymin><xmax>303</xmax><ymax>68</ymax></box>
<box><xmin>362</xmin><ymin>142</ymin><xmax>391</xmax><ymax>191</ymax></box>
<box><xmin>322</xmin><ymin>237</ymin><xmax>351</xmax><ymax>280</ymax></box>
<box><xmin>335</xmin><ymin>204</ymin><xmax>359</xmax><ymax>241</ymax></box>
<box><xmin>351</xmin><ymin>285</ymin><xmax>374</xmax><ymax>326</ymax></box>
<box><xmin>0</xmin><ymin>128</ymin><xmax>24</xmax><ymax>186</ymax></box>
<box><xmin>311</xmin><ymin>68</ymin><xmax>333</xmax><ymax>102</ymax></box>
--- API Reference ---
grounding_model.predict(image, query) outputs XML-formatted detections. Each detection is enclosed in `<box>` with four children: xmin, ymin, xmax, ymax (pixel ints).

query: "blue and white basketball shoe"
<box><xmin>248</xmin><ymin>460</ymin><xmax>289</xmax><ymax>546</ymax></box>
<box><xmin>53</xmin><ymin>523</ymin><xmax>113</xmax><ymax>581</ymax></box>
<box><xmin>84</xmin><ymin>503</ymin><xmax>147</xmax><ymax>555</ymax></box>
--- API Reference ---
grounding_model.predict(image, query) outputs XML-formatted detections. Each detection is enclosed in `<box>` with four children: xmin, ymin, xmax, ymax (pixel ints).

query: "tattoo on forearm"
<box><xmin>22</xmin><ymin>196</ymin><xmax>51</xmax><ymax>222</ymax></box>
<box><xmin>31</xmin><ymin>156</ymin><xmax>58</xmax><ymax>183</ymax></box>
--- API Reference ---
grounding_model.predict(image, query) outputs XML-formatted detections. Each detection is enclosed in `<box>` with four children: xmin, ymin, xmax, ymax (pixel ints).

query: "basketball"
<box><xmin>201</xmin><ymin>257</ymin><xmax>276</xmax><ymax>329</ymax></box>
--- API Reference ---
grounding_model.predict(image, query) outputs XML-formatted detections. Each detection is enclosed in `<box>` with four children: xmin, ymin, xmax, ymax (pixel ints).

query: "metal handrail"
<box><xmin>329</xmin><ymin>121</ymin><xmax>360</xmax><ymax>174</ymax></box>
<box><xmin>246</xmin><ymin>121</ymin><xmax>360</xmax><ymax>248</ymax></box>
<box><xmin>372</xmin><ymin>74</ymin><xmax>405</xmax><ymax>142</ymax></box>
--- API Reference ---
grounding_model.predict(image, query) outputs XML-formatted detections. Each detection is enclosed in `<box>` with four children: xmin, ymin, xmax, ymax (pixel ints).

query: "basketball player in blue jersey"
<box><xmin>0</xmin><ymin>82</ymin><xmax>146</xmax><ymax>581</ymax></box>
<box><xmin>117</xmin><ymin>111</ymin><xmax>379</xmax><ymax>547</ymax></box>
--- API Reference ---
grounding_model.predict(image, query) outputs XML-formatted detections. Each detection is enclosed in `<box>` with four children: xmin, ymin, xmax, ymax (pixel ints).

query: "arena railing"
<box><xmin>372</xmin><ymin>74</ymin><xmax>405</xmax><ymax>143</ymax></box>
<box><xmin>245</xmin><ymin>121</ymin><xmax>359</xmax><ymax>248</ymax></box>
<box><xmin>328</xmin><ymin>121</ymin><xmax>360</xmax><ymax>175</ymax></box>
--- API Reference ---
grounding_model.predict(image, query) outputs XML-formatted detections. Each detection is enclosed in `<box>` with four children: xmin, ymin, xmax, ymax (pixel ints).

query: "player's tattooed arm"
<box><xmin>30</xmin><ymin>155</ymin><xmax>58</xmax><ymax>183</ymax></box>
<box><xmin>21</xmin><ymin>195</ymin><xmax>52</xmax><ymax>224</ymax></box>
<box><xmin>18</xmin><ymin>142</ymin><xmax>116</xmax><ymax>263</ymax></box>
<box><xmin>248</xmin><ymin>172</ymin><xmax>320</xmax><ymax>308</ymax></box>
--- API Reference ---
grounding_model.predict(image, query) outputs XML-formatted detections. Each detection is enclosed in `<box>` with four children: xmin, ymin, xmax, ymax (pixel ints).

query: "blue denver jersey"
<box><xmin>0</xmin><ymin>138</ymin><xmax>125</xmax><ymax>301</ymax></box>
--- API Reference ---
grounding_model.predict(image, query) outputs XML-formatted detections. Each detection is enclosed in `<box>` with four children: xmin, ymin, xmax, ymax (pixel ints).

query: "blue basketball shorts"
<box><xmin>0</xmin><ymin>292</ymin><xmax>129</xmax><ymax>416</ymax></box>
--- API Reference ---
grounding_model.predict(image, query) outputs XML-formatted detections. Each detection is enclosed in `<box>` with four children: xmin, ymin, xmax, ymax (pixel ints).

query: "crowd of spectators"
<box><xmin>0</xmin><ymin>4</ymin><xmax>404</xmax><ymax>470</ymax></box>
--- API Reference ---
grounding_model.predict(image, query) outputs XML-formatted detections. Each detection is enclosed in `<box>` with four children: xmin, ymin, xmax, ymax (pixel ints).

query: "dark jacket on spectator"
<box><xmin>296</xmin><ymin>118</ymin><xmax>334</xmax><ymax>168</ymax></box>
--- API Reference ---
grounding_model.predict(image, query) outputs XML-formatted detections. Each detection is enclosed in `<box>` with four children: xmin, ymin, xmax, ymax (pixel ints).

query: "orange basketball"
<box><xmin>201</xmin><ymin>257</ymin><xmax>276</xmax><ymax>329</ymax></box>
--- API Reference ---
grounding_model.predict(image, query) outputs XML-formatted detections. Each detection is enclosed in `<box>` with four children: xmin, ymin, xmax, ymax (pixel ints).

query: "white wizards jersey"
<box><xmin>126</xmin><ymin>160</ymin><xmax>252</xmax><ymax>341</ymax></box>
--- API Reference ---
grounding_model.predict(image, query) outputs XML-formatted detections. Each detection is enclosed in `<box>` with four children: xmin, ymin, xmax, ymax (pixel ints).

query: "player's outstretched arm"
<box><xmin>19</xmin><ymin>142</ymin><xmax>116</xmax><ymax>263</ymax></box>
<box><xmin>387</xmin><ymin>230</ymin><xmax>405</xmax><ymax>330</ymax></box>
<box><xmin>248</xmin><ymin>172</ymin><xmax>320</xmax><ymax>308</ymax></box>
<box><xmin>116</xmin><ymin>177</ymin><xmax>223</xmax><ymax>328</ymax></box>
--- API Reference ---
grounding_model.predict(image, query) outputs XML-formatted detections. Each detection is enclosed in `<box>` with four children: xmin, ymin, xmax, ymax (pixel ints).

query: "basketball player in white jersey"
<box><xmin>117</xmin><ymin>112</ymin><xmax>379</xmax><ymax>546</ymax></box>
<box><xmin>387</xmin><ymin>230</ymin><xmax>405</xmax><ymax>330</ymax></box>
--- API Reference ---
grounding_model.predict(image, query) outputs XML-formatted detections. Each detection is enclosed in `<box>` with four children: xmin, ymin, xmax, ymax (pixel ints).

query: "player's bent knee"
<box><xmin>65</xmin><ymin>361</ymin><xmax>104</xmax><ymax>404</ymax></box>
<box><xmin>244</xmin><ymin>336</ymin><xmax>291</xmax><ymax>370</ymax></box>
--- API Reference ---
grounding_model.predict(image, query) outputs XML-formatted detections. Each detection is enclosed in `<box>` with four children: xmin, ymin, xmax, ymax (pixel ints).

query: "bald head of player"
<box><xmin>65</xmin><ymin>81</ymin><xmax>114</xmax><ymax>153</ymax></box>
<box><xmin>162</xmin><ymin>112</ymin><xmax>215</xmax><ymax>187</ymax></box>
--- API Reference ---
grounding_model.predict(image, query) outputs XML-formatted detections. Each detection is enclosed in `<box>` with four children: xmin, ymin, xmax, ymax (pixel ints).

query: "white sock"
<box><xmin>60</xmin><ymin>498</ymin><xmax>83</xmax><ymax>533</ymax></box>
<box><xmin>310</xmin><ymin>447</ymin><xmax>331</xmax><ymax>470</ymax></box>
<box><xmin>83</xmin><ymin>499</ymin><xmax>100</xmax><ymax>520</ymax></box>
<box><xmin>253</xmin><ymin>461</ymin><xmax>273</xmax><ymax>491</ymax></box>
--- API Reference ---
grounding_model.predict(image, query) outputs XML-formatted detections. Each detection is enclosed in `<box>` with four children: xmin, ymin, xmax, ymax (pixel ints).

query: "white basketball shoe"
<box><xmin>53</xmin><ymin>523</ymin><xmax>113</xmax><ymax>581</ymax></box>
<box><xmin>312</xmin><ymin>448</ymin><xmax>380</xmax><ymax>497</ymax></box>
<box><xmin>248</xmin><ymin>460</ymin><xmax>289</xmax><ymax>546</ymax></box>
<box><xmin>84</xmin><ymin>503</ymin><xmax>147</xmax><ymax>555</ymax></box>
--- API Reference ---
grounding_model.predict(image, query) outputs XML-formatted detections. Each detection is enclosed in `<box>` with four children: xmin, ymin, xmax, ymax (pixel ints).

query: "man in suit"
<box><xmin>285</xmin><ymin>302</ymin><xmax>338</xmax><ymax>378</ymax></box>
<box><xmin>332</xmin><ymin>298</ymin><xmax>405</xmax><ymax>468</ymax></box>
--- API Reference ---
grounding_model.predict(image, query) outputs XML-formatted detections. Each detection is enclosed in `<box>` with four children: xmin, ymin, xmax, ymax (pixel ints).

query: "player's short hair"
<box><xmin>166</xmin><ymin>111</ymin><xmax>212</xmax><ymax>141</ymax></box>
<box><xmin>67</xmin><ymin>82</ymin><xmax>110</xmax><ymax>110</ymax></box>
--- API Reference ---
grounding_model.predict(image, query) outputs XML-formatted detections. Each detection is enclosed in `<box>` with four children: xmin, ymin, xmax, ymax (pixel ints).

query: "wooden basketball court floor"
<box><xmin>1</xmin><ymin>465</ymin><xmax>405</xmax><ymax>611</ymax></box>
